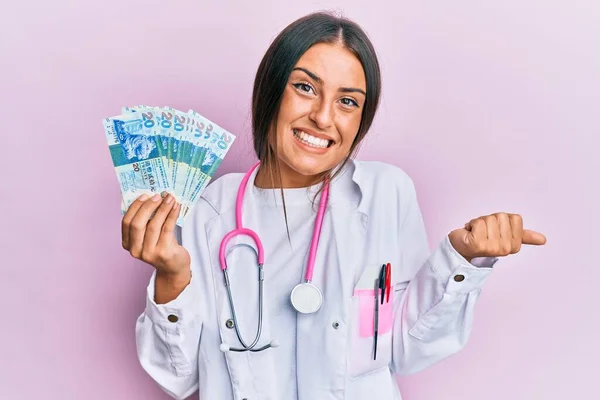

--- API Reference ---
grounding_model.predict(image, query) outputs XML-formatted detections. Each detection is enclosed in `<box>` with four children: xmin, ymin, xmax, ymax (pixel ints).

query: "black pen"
<box><xmin>373</xmin><ymin>275</ymin><xmax>380</xmax><ymax>360</ymax></box>
<box><xmin>374</xmin><ymin>265</ymin><xmax>385</xmax><ymax>360</ymax></box>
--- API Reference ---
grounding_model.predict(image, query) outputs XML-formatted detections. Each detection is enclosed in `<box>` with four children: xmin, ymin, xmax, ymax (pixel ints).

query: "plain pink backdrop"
<box><xmin>2</xmin><ymin>0</ymin><xmax>598</xmax><ymax>399</ymax></box>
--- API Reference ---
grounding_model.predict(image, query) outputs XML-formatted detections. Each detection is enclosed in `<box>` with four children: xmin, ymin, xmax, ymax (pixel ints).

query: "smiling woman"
<box><xmin>270</xmin><ymin>46</ymin><xmax>367</xmax><ymax>184</ymax></box>
<box><xmin>126</xmin><ymin>10</ymin><xmax>546</xmax><ymax>400</ymax></box>
<box><xmin>251</xmin><ymin>12</ymin><xmax>381</xmax><ymax>190</ymax></box>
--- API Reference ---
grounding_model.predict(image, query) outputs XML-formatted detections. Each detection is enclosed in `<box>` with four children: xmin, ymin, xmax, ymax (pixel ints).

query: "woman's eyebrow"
<box><xmin>292</xmin><ymin>67</ymin><xmax>366</xmax><ymax>96</ymax></box>
<box><xmin>293</xmin><ymin>67</ymin><xmax>322</xmax><ymax>83</ymax></box>
<box><xmin>339</xmin><ymin>87</ymin><xmax>366</xmax><ymax>96</ymax></box>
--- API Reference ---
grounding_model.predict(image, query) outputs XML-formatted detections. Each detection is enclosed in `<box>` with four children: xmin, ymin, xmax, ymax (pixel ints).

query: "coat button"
<box><xmin>454</xmin><ymin>274</ymin><xmax>465</xmax><ymax>282</ymax></box>
<box><xmin>332</xmin><ymin>321</ymin><xmax>340</xmax><ymax>329</ymax></box>
<box><xmin>225</xmin><ymin>319</ymin><xmax>235</xmax><ymax>329</ymax></box>
<box><xmin>167</xmin><ymin>314</ymin><xmax>179</xmax><ymax>323</ymax></box>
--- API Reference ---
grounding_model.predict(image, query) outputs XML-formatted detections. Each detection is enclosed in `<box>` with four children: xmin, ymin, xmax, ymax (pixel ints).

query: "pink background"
<box><xmin>2</xmin><ymin>0</ymin><xmax>598</xmax><ymax>399</ymax></box>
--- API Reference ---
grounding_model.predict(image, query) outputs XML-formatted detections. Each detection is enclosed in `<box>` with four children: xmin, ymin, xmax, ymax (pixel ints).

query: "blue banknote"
<box><xmin>180</xmin><ymin>113</ymin><xmax>212</xmax><ymax>206</ymax></box>
<box><xmin>122</xmin><ymin>106</ymin><xmax>172</xmax><ymax>185</ymax></box>
<box><xmin>187</xmin><ymin>109</ymin><xmax>236</xmax><ymax>205</ymax></box>
<box><xmin>158</xmin><ymin>107</ymin><xmax>196</xmax><ymax>209</ymax></box>
<box><xmin>103</xmin><ymin>106</ymin><xmax>236</xmax><ymax>226</ymax></box>
<box><xmin>103</xmin><ymin>114</ymin><xmax>170</xmax><ymax>213</ymax></box>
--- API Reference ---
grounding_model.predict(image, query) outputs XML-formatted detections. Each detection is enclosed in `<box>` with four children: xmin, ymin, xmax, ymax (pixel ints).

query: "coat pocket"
<box><xmin>348</xmin><ymin>289</ymin><xmax>395</xmax><ymax>379</ymax></box>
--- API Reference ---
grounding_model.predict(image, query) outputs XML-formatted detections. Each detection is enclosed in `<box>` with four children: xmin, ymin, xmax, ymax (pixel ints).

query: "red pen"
<box><xmin>385</xmin><ymin>262</ymin><xmax>391</xmax><ymax>303</ymax></box>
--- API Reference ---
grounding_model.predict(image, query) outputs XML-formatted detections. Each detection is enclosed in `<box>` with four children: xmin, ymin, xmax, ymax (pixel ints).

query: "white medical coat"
<box><xmin>135</xmin><ymin>160</ymin><xmax>498</xmax><ymax>400</ymax></box>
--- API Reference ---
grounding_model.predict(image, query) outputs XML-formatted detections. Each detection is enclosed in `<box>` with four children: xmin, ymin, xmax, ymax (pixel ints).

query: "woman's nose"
<box><xmin>309</xmin><ymin>99</ymin><xmax>334</xmax><ymax>130</ymax></box>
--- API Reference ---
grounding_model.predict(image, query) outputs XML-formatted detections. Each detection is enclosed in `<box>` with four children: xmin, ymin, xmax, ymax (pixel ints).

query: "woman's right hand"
<box><xmin>121</xmin><ymin>192</ymin><xmax>191</xmax><ymax>278</ymax></box>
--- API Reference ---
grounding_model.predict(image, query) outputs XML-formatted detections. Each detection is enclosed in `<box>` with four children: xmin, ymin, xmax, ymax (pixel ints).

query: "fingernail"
<box><xmin>151</xmin><ymin>194</ymin><xmax>161</xmax><ymax>202</ymax></box>
<box><xmin>165</xmin><ymin>195</ymin><xmax>174</xmax><ymax>204</ymax></box>
<box><xmin>139</xmin><ymin>194</ymin><xmax>149</xmax><ymax>201</ymax></box>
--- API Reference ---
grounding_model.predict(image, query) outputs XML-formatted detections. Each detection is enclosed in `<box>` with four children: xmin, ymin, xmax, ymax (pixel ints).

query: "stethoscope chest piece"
<box><xmin>290</xmin><ymin>282</ymin><xmax>323</xmax><ymax>314</ymax></box>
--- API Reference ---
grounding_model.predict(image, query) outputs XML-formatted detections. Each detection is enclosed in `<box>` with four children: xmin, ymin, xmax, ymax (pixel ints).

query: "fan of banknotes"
<box><xmin>102</xmin><ymin>105</ymin><xmax>236</xmax><ymax>227</ymax></box>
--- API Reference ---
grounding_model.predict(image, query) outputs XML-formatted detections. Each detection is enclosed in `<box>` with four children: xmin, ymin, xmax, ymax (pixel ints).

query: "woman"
<box><xmin>124</xmin><ymin>11</ymin><xmax>546</xmax><ymax>400</ymax></box>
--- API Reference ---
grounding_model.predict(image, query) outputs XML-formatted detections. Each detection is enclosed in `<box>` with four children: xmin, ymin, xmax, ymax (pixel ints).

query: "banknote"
<box><xmin>122</xmin><ymin>106</ymin><xmax>172</xmax><ymax>186</ymax></box>
<box><xmin>159</xmin><ymin>107</ymin><xmax>196</xmax><ymax>209</ymax></box>
<box><xmin>181</xmin><ymin>112</ymin><xmax>212</xmax><ymax>206</ymax></box>
<box><xmin>103</xmin><ymin>114</ymin><xmax>170</xmax><ymax>213</ymax></box>
<box><xmin>187</xmin><ymin>109</ymin><xmax>235</xmax><ymax>205</ymax></box>
<box><xmin>103</xmin><ymin>106</ymin><xmax>236</xmax><ymax>226</ymax></box>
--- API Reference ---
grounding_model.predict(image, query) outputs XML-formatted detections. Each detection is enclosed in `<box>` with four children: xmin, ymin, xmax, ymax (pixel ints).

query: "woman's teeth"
<box><xmin>293</xmin><ymin>129</ymin><xmax>331</xmax><ymax>149</ymax></box>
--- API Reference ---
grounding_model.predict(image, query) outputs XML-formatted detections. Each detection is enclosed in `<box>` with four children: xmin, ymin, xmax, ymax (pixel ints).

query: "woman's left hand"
<box><xmin>448</xmin><ymin>212</ymin><xmax>547</xmax><ymax>263</ymax></box>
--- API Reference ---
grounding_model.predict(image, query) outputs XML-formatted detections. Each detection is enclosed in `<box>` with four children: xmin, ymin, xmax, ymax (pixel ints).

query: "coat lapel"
<box><xmin>204</xmin><ymin>170</ymin><xmax>279</xmax><ymax>399</ymax></box>
<box><xmin>296</xmin><ymin>160</ymin><xmax>377</xmax><ymax>399</ymax></box>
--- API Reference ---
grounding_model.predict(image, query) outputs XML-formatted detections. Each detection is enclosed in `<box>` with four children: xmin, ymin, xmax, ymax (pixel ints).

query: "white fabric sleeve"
<box><xmin>134</xmin><ymin>198</ymin><xmax>215</xmax><ymax>399</ymax></box>
<box><xmin>390</xmin><ymin>177</ymin><xmax>499</xmax><ymax>375</ymax></box>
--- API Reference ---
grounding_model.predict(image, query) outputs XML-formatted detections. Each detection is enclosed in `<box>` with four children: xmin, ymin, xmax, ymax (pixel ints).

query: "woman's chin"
<box><xmin>283</xmin><ymin>156</ymin><xmax>335</xmax><ymax>180</ymax></box>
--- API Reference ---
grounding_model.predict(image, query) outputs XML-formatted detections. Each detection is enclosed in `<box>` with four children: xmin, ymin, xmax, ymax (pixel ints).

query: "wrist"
<box><xmin>154</xmin><ymin>267</ymin><xmax>191</xmax><ymax>304</ymax></box>
<box><xmin>447</xmin><ymin>233</ymin><xmax>473</xmax><ymax>264</ymax></box>
<box><xmin>156</xmin><ymin>266</ymin><xmax>190</xmax><ymax>282</ymax></box>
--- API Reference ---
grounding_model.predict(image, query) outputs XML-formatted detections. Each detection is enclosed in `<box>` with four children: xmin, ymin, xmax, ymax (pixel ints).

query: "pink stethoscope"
<box><xmin>218</xmin><ymin>161</ymin><xmax>330</xmax><ymax>352</ymax></box>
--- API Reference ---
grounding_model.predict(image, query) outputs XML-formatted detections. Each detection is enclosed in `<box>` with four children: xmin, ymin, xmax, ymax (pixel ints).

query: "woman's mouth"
<box><xmin>292</xmin><ymin>129</ymin><xmax>334</xmax><ymax>149</ymax></box>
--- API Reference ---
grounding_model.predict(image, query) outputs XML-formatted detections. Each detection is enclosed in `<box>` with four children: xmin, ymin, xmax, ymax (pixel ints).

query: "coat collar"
<box><xmin>202</xmin><ymin>158</ymin><xmax>370</xmax><ymax>225</ymax></box>
<box><xmin>329</xmin><ymin>158</ymin><xmax>368</xmax><ymax>217</ymax></box>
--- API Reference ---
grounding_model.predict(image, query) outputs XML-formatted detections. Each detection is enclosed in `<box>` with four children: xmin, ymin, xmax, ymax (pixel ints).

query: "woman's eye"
<box><xmin>341</xmin><ymin>98</ymin><xmax>359</xmax><ymax>107</ymax></box>
<box><xmin>293</xmin><ymin>83</ymin><xmax>314</xmax><ymax>94</ymax></box>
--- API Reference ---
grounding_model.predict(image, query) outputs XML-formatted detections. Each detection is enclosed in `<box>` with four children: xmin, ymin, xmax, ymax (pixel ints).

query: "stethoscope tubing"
<box><xmin>304</xmin><ymin>178</ymin><xmax>329</xmax><ymax>282</ymax></box>
<box><xmin>218</xmin><ymin>161</ymin><xmax>329</xmax><ymax>352</ymax></box>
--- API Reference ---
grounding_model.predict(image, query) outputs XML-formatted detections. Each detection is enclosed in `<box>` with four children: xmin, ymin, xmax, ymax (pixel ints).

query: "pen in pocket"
<box><xmin>373</xmin><ymin>275</ymin><xmax>379</xmax><ymax>360</ymax></box>
<box><xmin>385</xmin><ymin>262</ymin><xmax>391</xmax><ymax>303</ymax></box>
<box><xmin>373</xmin><ymin>263</ymin><xmax>386</xmax><ymax>360</ymax></box>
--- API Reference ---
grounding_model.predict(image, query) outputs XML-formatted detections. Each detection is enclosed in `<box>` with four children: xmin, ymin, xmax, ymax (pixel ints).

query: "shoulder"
<box><xmin>188</xmin><ymin>160</ymin><xmax>417</xmax><ymax>218</ymax></box>
<box><xmin>348</xmin><ymin>160</ymin><xmax>421</xmax><ymax>226</ymax></box>
<box><xmin>178</xmin><ymin>172</ymin><xmax>243</xmax><ymax>239</ymax></box>
<box><xmin>325</xmin><ymin>158</ymin><xmax>419</xmax><ymax>221</ymax></box>
<box><xmin>198</xmin><ymin>171</ymin><xmax>246</xmax><ymax>215</ymax></box>
<box><xmin>351</xmin><ymin>159</ymin><xmax>415</xmax><ymax>195</ymax></box>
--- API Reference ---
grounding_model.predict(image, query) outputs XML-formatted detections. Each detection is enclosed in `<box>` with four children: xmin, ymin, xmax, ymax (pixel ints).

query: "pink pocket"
<box><xmin>354</xmin><ymin>289</ymin><xmax>394</xmax><ymax>338</ymax></box>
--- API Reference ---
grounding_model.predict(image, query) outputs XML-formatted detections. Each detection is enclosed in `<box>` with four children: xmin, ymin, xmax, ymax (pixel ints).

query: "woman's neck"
<box><xmin>254</xmin><ymin>162</ymin><xmax>322</xmax><ymax>189</ymax></box>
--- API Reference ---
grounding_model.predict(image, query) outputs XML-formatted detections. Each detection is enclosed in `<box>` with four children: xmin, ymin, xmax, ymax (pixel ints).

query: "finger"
<box><xmin>466</xmin><ymin>218</ymin><xmax>487</xmax><ymax>255</ymax></box>
<box><xmin>509</xmin><ymin>214</ymin><xmax>523</xmax><ymax>253</ymax></box>
<box><xmin>122</xmin><ymin>193</ymin><xmax>150</xmax><ymax>250</ymax></box>
<box><xmin>129</xmin><ymin>193</ymin><xmax>163</xmax><ymax>258</ymax></box>
<box><xmin>465</xmin><ymin>218</ymin><xmax>478</xmax><ymax>232</ymax></box>
<box><xmin>495</xmin><ymin>213</ymin><xmax>513</xmax><ymax>255</ymax></box>
<box><xmin>143</xmin><ymin>194</ymin><xmax>176</xmax><ymax>249</ymax></box>
<box><xmin>158</xmin><ymin>201</ymin><xmax>181</xmax><ymax>248</ymax></box>
<box><xmin>522</xmin><ymin>229</ymin><xmax>547</xmax><ymax>246</ymax></box>
<box><xmin>484</xmin><ymin>215</ymin><xmax>499</xmax><ymax>242</ymax></box>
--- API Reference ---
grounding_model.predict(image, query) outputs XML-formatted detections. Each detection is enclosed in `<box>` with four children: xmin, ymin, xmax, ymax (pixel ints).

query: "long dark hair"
<box><xmin>251</xmin><ymin>11</ymin><xmax>382</xmax><ymax>236</ymax></box>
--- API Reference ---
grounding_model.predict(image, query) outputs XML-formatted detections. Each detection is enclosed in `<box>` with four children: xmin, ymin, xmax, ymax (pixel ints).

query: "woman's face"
<box><xmin>273</xmin><ymin>42</ymin><xmax>366</xmax><ymax>187</ymax></box>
